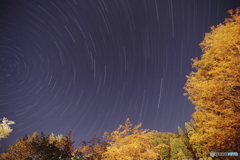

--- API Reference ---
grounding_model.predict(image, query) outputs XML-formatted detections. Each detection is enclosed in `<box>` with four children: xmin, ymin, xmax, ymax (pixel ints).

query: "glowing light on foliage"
<box><xmin>0</xmin><ymin>117</ymin><xmax>15</xmax><ymax>140</ymax></box>
<box><xmin>184</xmin><ymin>7</ymin><xmax>240</xmax><ymax>154</ymax></box>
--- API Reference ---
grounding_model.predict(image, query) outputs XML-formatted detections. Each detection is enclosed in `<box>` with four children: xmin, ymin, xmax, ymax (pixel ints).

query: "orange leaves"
<box><xmin>184</xmin><ymin>7</ymin><xmax>240</xmax><ymax>154</ymax></box>
<box><xmin>73</xmin><ymin>134</ymin><xmax>108</xmax><ymax>160</ymax></box>
<box><xmin>0</xmin><ymin>134</ymin><xmax>36</xmax><ymax>160</ymax></box>
<box><xmin>0</xmin><ymin>131</ymin><xmax>75</xmax><ymax>160</ymax></box>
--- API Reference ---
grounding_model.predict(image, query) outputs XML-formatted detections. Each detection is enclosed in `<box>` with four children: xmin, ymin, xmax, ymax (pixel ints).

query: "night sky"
<box><xmin>1</xmin><ymin>0</ymin><xmax>240</xmax><ymax>151</ymax></box>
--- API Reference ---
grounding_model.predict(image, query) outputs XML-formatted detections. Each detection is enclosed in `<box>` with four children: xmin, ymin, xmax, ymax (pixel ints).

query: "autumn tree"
<box><xmin>0</xmin><ymin>117</ymin><xmax>15</xmax><ymax>141</ymax></box>
<box><xmin>103</xmin><ymin>118</ymin><xmax>138</xmax><ymax>145</ymax></box>
<box><xmin>184</xmin><ymin>7</ymin><xmax>240</xmax><ymax>154</ymax></box>
<box><xmin>103</xmin><ymin>133</ymin><xmax>166</xmax><ymax>160</ymax></box>
<box><xmin>184</xmin><ymin>122</ymin><xmax>208</xmax><ymax>159</ymax></box>
<box><xmin>170</xmin><ymin>137</ymin><xmax>194</xmax><ymax>160</ymax></box>
<box><xmin>0</xmin><ymin>134</ymin><xmax>35</xmax><ymax>160</ymax></box>
<box><xmin>177</xmin><ymin>126</ymin><xmax>195</xmax><ymax>159</ymax></box>
<box><xmin>59</xmin><ymin>131</ymin><xmax>75</xmax><ymax>158</ymax></box>
<box><xmin>0</xmin><ymin>131</ymin><xmax>75</xmax><ymax>160</ymax></box>
<box><xmin>176</xmin><ymin>123</ymin><xmax>213</xmax><ymax>159</ymax></box>
<box><xmin>30</xmin><ymin>132</ymin><xmax>63</xmax><ymax>159</ymax></box>
<box><xmin>73</xmin><ymin>134</ymin><xmax>109</xmax><ymax>160</ymax></box>
<box><xmin>49</xmin><ymin>132</ymin><xmax>64</xmax><ymax>149</ymax></box>
<box><xmin>101</xmin><ymin>118</ymin><xmax>167</xmax><ymax>160</ymax></box>
<box><xmin>148</xmin><ymin>132</ymin><xmax>178</xmax><ymax>160</ymax></box>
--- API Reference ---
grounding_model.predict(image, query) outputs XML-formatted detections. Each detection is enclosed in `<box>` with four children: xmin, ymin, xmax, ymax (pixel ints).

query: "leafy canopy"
<box><xmin>184</xmin><ymin>7</ymin><xmax>240</xmax><ymax>154</ymax></box>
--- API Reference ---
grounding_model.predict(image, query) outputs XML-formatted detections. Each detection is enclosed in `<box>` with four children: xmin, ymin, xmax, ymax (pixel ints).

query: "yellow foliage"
<box><xmin>102</xmin><ymin>119</ymin><xmax>160</xmax><ymax>160</ymax></box>
<box><xmin>103</xmin><ymin>134</ymin><xmax>160</xmax><ymax>160</ymax></box>
<box><xmin>0</xmin><ymin>117</ymin><xmax>15</xmax><ymax>140</ymax></box>
<box><xmin>184</xmin><ymin>7</ymin><xmax>240</xmax><ymax>153</ymax></box>
<box><xmin>103</xmin><ymin>118</ymin><xmax>156</xmax><ymax>146</ymax></box>
<box><xmin>48</xmin><ymin>132</ymin><xmax>64</xmax><ymax>148</ymax></box>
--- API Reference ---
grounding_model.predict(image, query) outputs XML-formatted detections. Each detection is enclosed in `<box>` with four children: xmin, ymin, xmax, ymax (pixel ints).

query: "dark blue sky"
<box><xmin>1</xmin><ymin>0</ymin><xmax>240</xmax><ymax>151</ymax></box>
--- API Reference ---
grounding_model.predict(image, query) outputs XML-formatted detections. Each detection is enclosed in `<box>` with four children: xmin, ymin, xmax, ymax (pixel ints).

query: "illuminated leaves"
<box><xmin>103</xmin><ymin>118</ymin><xmax>155</xmax><ymax>146</ymax></box>
<box><xmin>184</xmin><ymin>7</ymin><xmax>240</xmax><ymax>154</ymax></box>
<box><xmin>103</xmin><ymin>133</ymin><xmax>160</xmax><ymax>160</ymax></box>
<box><xmin>0</xmin><ymin>117</ymin><xmax>15</xmax><ymax>140</ymax></box>
<box><xmin>102</xmin><ymin>118</ymin><xmax>160</xmax><ymax>160</ymax></box>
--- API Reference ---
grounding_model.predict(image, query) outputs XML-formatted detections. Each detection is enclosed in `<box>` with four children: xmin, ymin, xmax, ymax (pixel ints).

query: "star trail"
<box><xmin>1</xmin><ymin>0</ymin><xmax>240</xmax><ymax>151</ymax></box>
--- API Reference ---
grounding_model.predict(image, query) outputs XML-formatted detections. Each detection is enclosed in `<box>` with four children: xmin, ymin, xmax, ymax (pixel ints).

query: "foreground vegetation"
<box><xmin>1</xmin><ymin>7</ymin><xmax>240</xmax><ymax>160</ymax></box>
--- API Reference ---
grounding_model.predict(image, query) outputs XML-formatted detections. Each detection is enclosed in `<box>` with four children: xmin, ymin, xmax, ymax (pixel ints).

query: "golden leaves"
<box><xmin>184</xmin><ymin>7</ymin><xmax>240</xmax><ymax>153</ymax></box>
<box><xmin>102</xmin><ymin>118</ymin><xmax>159</xmax><ymax>160</ymax></box>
